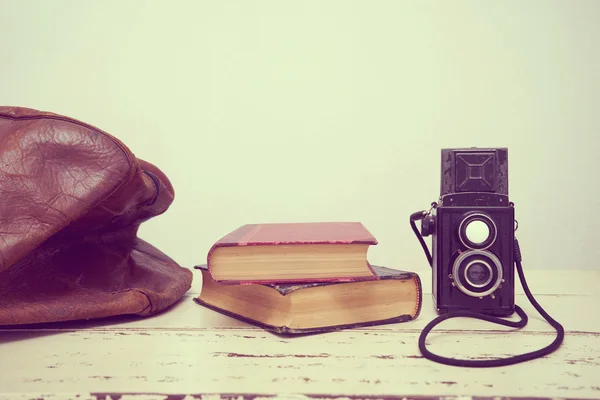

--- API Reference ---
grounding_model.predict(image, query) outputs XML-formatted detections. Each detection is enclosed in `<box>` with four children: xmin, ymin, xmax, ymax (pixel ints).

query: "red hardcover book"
<box><xmin>206</xmin><ymin>222</ymin><xmax>378</xmax><ymax>284</ymax></box>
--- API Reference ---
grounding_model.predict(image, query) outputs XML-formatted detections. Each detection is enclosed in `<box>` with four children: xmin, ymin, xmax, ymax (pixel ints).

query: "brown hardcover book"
<box><xmin>193</xmin><ymin>264</ymin><xmax>422</xmax><ymax>335</ymax></box>
<box><xmin>206</xmin><ymin>222</ymin><xmax>378</xmax><ymax>284</ymax></box>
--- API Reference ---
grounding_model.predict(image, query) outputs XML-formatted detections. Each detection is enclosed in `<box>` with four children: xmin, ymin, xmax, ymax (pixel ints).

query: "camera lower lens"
<box><xmin>465</xmin><ymin>260</ymin><xmax>493</xmax><ymax>287</ymax></box>
<box><xmin>452</xmin><ymin>249</ymin><xmax>503</xmax><ymax>297</ymax></box>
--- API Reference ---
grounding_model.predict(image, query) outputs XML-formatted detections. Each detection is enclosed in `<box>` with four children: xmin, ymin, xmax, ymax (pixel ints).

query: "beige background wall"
<box><xmin>0</xmin><ymin>1</ymin><xmax>598</xmax><ymax>277</ymax></box>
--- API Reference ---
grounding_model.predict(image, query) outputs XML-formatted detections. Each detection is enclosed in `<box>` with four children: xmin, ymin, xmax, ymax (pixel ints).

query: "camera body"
<box><xmin>421</xmin><ymin>147</ymin><xmax>515</xmax><ymax>316</ymax></box>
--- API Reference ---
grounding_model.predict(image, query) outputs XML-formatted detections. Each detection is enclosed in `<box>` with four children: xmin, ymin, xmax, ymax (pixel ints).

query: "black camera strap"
<box><xmin>410</xmin><ymin>209</ymin><xmax>565</xmax><ymax>367</ymax></box>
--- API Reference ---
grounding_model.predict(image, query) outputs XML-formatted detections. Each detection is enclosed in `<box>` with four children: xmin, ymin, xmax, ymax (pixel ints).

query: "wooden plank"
<box><xmin>0</xmin><ymin>270</ymin><xmax>596</xmax><ymax>400</ymax></box>
<box><xmin>3</xmin><ymin>292</ymin><xmax>594</xmax><ymax>334</ymax></box>
<box><xmin>0</xmin><ymin>328</ymin><xmax>598</xmax><ymax>399</ymax></box>
<box><xmin>0</xmin><ymin>394</ymin><xmax>597</xmax><ymax>400</ymax></box>
<box><xmin>0</xmin><ymin>393</ymin><xmax>597</xmax><ymax>400</ymax></box>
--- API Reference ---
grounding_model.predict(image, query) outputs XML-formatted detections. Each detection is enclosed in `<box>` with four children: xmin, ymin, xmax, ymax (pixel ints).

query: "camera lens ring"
<box><xmin>457</xmin><ymin>212</ymin><xmax>497</xmax><ymax>250</ymax></box>
<box><xmin>464</xmin><ymin>259</ymin><xmax>493</xmax><ymax>288</ymax></box>
<box><xmin>452</xmin><ymin>249</ymin><xmax>503</xmax><ymax>298</ymax></box>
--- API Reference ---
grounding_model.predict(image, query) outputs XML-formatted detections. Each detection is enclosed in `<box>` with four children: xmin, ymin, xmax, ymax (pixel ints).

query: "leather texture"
<box><xmin>0</xmin><ymin>106</ymin><xmax>193</xmax><ymax>325</ymax></box>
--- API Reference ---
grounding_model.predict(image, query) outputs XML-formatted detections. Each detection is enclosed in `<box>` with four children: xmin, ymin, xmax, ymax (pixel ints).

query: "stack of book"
<box><xmin>194</xmin><ymin>222</ymin><xmax>422</xmax><ymax>335</ymax></box>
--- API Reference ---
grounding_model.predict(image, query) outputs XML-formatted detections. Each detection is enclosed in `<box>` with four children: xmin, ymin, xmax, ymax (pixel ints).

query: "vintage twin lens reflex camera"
<box><xmin>420</xmin><ymin>147</ymin><xmax>516</xmax><ymax>316</ymax></box>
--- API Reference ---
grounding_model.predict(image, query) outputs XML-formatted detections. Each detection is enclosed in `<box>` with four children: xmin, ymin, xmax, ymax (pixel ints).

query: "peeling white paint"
<box><xmin>0</xmin><ymin>270</ymin><xmax>597</xmax><ymax>400</ymax></box>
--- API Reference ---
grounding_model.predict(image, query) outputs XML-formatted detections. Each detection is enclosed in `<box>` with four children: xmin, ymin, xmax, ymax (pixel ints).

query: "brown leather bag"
<box><xmin>0</xmin><ymin>106</ymin><xmax>193</xmax><ymax>325</ymax></box>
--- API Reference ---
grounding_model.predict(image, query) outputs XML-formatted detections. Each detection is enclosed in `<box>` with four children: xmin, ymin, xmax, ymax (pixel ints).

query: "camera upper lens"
<box><xmin>465</xmin><ymin>220</ymin><xmax>490</xmax><ymax>244</ymax></box>
<box><xmin>458</xmin><ymin>212</ymin><xmax>497</xmax><ymax>250</ymax></box>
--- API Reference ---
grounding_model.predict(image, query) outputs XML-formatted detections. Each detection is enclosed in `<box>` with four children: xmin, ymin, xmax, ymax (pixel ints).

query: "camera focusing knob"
<box><xmin>421</xmin><ymin>215</ymin><xmax>435</xmax><ymax>237</ymax></box>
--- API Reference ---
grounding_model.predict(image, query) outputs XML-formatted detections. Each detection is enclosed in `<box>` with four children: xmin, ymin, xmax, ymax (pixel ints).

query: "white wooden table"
<box><xmin>0</xmin><ymin>268</ymin><xmax>598</xmax><ymax>400</ymax></box>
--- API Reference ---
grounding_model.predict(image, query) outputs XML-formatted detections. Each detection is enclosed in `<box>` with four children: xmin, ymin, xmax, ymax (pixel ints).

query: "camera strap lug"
<box><xmin>426</xmin><ymin>202</ymin><xmax>438</xmax><ymax>216</ymax></box>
